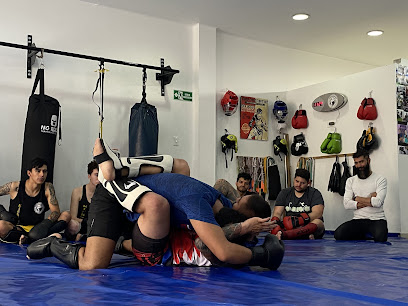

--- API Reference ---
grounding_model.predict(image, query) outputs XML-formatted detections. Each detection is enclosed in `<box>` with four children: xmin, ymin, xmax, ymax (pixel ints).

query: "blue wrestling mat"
<box><xmin>1</xmin><ymin>236</ymin><xmax>407</xmax><ymax>305</ymax></box>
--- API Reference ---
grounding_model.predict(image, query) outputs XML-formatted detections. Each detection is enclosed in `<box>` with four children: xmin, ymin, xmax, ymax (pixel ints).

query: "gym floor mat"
<box><xmin>1</xmin><ymin>236</ymin><xmax>407</xmax><ymax>305</ymax></box>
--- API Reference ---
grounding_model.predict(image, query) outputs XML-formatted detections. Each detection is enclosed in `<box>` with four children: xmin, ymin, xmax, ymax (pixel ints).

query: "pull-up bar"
<box><xmin>0</xmin><ymin>35</ymin><xmax>179</xmax><ymax>96</ymax></box>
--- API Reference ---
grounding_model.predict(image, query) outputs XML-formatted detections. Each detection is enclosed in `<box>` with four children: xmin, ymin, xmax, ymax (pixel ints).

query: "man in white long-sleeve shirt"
<box><xmin>334</xmin><ymin>150</ymin><xmax>388</xmax><ymax>242</ymax></box>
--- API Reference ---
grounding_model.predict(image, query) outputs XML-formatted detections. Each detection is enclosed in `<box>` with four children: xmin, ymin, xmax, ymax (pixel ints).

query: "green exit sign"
<box><xmin>174</xmin><ymin>90</ymin><xmax>192</xmax><ymax>102</ymax></box>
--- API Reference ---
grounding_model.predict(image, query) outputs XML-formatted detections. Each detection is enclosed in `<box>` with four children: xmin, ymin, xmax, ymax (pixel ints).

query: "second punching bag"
<box><xmin>21</xmin><ymin>68</ymin><xmax>61</xmax><ymax>183</ymax></box>
<box><xmin>129</xmin><ymin>100</ymin><xmax>158</xmax><ymax>157</ymax></box>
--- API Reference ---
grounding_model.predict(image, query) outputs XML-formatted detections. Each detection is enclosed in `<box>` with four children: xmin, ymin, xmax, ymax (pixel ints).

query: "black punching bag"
<box><xmin>129</xmin><ymin>72</ymin><xmax>158</xmax><ymax>157</ymax></box>
<box><xmin>129</xmin><ymin>100</ymin><xmax>158</xmax><ymax>156</ymax></box>
<box><xmin>20</xmin><ymin>68</ymin><xmax>61</xmax><ymax>183</ymax></box>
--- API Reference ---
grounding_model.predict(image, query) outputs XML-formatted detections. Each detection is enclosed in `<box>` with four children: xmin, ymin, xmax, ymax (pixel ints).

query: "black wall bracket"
<box><xmin>0</xmin><ymin>35</ymin><xmax>180</xmax><ymax>95</ymax></box>
<box><xmin>156</xmin><ymin>58</ymin><xmax>176</xmax><ymax>96</ymax></box>
<box><xmin>26</xmin><ymin>35</ymin><xmax>39</xmax><ymax>78</ymax></box>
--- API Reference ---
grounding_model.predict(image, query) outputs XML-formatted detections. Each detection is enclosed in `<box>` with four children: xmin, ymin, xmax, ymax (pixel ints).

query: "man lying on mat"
<box><xmin>27</xmin><ymin>139</ymin><xmax>284</xmax><ymax>270</ymax></box>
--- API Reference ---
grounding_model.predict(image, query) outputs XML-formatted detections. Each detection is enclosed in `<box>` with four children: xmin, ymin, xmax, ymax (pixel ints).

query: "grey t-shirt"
<box><xmin>275</xmin><ymin>187</ymin><xmax>324</xmax><ymax>217</ymax></box>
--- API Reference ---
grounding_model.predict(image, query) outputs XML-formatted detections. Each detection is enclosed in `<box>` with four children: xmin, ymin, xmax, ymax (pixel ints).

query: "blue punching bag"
<box><xmin>129</xmin><ymin>70</ymin><xmax>158</xmax><ymax>157</ymax></box>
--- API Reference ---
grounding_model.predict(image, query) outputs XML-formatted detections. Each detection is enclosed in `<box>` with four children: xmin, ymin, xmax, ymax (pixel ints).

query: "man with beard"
<box><xmin>334</xmin><ymin>150</ymin><xmax>388</xmax><ymax>242</ymax></box>
<box><xmin>271</xmin><ymin>169</ymin><xmax>325</xmax><ymax>240</ymax></box>
<box><xmin>213</xmin><ymin>172</ymin><xmax>256</xmax><ymax>203</ymax></box>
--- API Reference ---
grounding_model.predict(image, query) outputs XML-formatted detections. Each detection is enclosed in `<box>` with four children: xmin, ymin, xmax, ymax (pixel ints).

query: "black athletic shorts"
<box><xmin>87</xmin><ymin>184</ymin><xmax>132</xmax><ymax>241</ymax></box>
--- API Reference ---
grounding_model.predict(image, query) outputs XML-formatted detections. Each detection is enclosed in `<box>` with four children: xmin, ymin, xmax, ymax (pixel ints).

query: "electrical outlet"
<box><xmin>173</xmin><ymin>136</ymin><xmax>179</xmax><ymax>146</ymax></box>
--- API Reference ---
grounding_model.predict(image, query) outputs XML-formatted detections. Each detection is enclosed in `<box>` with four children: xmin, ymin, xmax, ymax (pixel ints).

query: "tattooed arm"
<box><xmin>0</xmin><ymin>181</ymin><xmax>19</xmax><ymax>198</ymax></box>
<box><xmin>45</xmin><ymin>182</ymin><xmax>61</xmax><ymax>220</ymax></box>
<box><xmin>195</xmin><ymin>218</ymin><xmax>275</xmax><ymax>265</ymax></box>
<box><xmin>194</xmin><ymin>222</ymin><xmax>247</xmax><ymax>266</ymax></box>
<box><xmin>213</xmin><ymin>179</ymin><xmax>239</xmax><ymax>202</ymax></box>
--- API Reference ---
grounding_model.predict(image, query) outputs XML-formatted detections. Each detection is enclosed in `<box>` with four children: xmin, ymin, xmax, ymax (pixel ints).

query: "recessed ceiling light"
<box><xmin>292</xmin><ymin>13</ymin><xmax>310</xmax><ymax>21</ymax></box>
<box><xmin>367</xmin><ymin>30</ymin><xmax>383</xmax><ymax>37</ymax></box>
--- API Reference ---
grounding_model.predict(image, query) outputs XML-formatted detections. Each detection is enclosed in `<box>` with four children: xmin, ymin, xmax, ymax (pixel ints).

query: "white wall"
<box><xmin>191</xmin><ymin>24</ymin><xmax>217</xmax><ymax>185</ymax></box>
<box><xmin>0</xmin><ymin>0</ymin><xmax>194</xmax><ymax>211</ymax></box>
<box><xmin>216</xmin><ymin>32</ymin><xmax>375</xmax><ymax>194</ymax></box>
<box><xmin>399</xmin><ymin>155</ymin><xmax>408</xmax><ymax>234</ymax></box>
<box><xmin>285</xmin><ymin>64</ymin><xmax>399</xmax><ymax>233</ymax></box>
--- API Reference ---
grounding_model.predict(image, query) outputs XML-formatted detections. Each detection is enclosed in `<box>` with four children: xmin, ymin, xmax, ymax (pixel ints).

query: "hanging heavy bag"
<box><xmin>291</xmin><ymin>109</ymin><xmax>308</xmax><ymax>129</ymax></box>
<box><xmin>339</xmin><ymin>156</ymin><xmax>352</xmax><ymax>196</ymax></box>
<box><xmin>129</xmin><ymin>100</ymin><xmax>158</xmax><ymax>157</ymax></box>
<box><xmin>357</xmin><ymin>98</ymin><xmax>378</xmax><ymax>120</ymax></box>
<box><xmin>328</xmin><ymin>158</ymin><xmax>341</xmax><ymax>193</ymax></box>
<box><xmin>21</xmin><ymin>69</ymin><xmax>61</xmax><ymax>183</ymax></box>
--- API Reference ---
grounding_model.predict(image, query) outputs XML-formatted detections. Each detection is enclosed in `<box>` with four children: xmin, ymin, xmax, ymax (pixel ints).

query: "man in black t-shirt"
<box><xmin>0</xmin><ymin>158</ymin><xmax>71</xmax><ymax>244</ymax></box>
<box><xmin>271</xmin><ymin>169</ymin><xmax>325</xmax><ymax>240</ymax></box>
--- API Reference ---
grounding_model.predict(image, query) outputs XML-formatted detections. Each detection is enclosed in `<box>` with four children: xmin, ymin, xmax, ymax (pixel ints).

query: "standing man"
<box><xmin>0</xmin><ymin>158</ymin><xmax>71</xmax><ymax>244</ymax></box>
<box><xmin>334</xmin><ymin>150</ymin><xmax>388</xmax><ymax>242</ymax></box>
<box><xmin>65</xmin><ymin>161</ymin><xmax>99</xmax><ymax>241</ymax></box>
<box><xmin>271</xmin><ymin>169</ymin><xmax>325</xmax><ymax>240</ymax></box>
<box><xmin>214</xmin><ymin>173</ymin><xmax>256</xmax><ymax>203</ymax></box>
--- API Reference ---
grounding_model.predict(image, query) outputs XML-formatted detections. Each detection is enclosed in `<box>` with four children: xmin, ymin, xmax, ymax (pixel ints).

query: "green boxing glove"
<box><xmin>320</xmin><ymin>133</ymin><xmax>332</xmax><ymax>153</ymax></box>
<box><xmin>327</xmin><ymin>133</ymin><xmax>342</xmax><ymax>154</ymax></box>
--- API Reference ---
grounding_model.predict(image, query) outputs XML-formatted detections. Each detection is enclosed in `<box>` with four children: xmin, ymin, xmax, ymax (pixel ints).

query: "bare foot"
<box><xmin>276</xmin><ymin>231</ymin><xmax>283</xmax><ymax>240</ymax></box>
<box><xmin>93</xmin><ymin>138</ymin><xmax>115</xmax><ymax>181</ymax></box>
<box><xmin>19</xmin><ymin>232</ymin><xmax>62</xmax><ymax>245</ymax></box>
<box><xmin>309</xmin><ymin>234</ymin><xmax>315</xmax><ymax>240</ymax></box>
<box><xmin>19</xmin><ymin>235</ymin><xmax>28</xmax><ymax>245</ymax></box>
<box><xmin>49</xmin><ymin>233</ymin><xmax>62</xmax><ymax>239</ymax></box>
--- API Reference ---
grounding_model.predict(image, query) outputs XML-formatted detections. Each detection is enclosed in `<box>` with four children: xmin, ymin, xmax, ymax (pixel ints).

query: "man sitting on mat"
<box><xmin>213</xmin><ymin>172</ymin><xmax>256</xmax><ymax>203</ymax></box>
<box><xmin>334</xmin><ymin>150</ymin><xmax>388</xmax><ymax>242</ymax></box>
<box><xmin>271</xmin><ymin>168</ymin><xmax>325</xmax><ymax>240</ymax></box>
<box><xmin>27</xmin><ymin>139</ymin><xmax>284</xmax><ymax>270</ymax></box>
<box><xmin>65</xmin><ymin>161</ymin><xmax>99</xmax><ymax>241</ymax></box>
<box><xmin>0</xmin><ymin>158</ymin><xmax>71</xmax><ymax>244</ymax></box>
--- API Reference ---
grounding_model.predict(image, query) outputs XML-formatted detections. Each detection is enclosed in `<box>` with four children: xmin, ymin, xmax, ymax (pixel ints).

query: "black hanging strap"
<box><xmin>91</xmin><ymin>61</ymin><xmax>106</xmax><ymax>138</ymax></box>
<box><xmin>141</xmin><ymin>68</ymin><xmax>147</xmax><ymax>103</ymax></box>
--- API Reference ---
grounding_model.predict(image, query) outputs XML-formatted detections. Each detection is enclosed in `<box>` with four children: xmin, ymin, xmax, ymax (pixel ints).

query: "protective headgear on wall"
<box><xmin>221</xmin><ymin>90</ymin><xmax>239</xmax><ymax>116</ymax></box>
<box><xmin>273</xmin><ymin>136</ymin><xmax>288</xmax><ymax>160</ymax></box>
<box><xmin>273</xmin><ymin>100</ymin><xmax>288</xmax><ymax>122</ymax></box>
<box><xmin>221</xmin><ymin>132</ymin><xmax>238</xmax><ymax>168</ymax></box>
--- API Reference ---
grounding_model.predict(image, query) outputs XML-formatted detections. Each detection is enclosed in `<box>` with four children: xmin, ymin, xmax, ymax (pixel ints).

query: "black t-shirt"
<box><xmin>275</xmin><ymin>187</ymin><xmax>324</xmax><ymax>217</ymax></box>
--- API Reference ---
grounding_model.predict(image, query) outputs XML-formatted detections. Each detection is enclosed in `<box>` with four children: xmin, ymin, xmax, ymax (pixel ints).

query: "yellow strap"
<box><xmin>95</xmin><ymin>68</ymin><xmax>109</xmax><ymax>73</ymax></box>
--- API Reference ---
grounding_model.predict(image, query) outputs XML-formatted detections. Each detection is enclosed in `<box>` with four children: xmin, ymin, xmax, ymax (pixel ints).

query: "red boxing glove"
<box><xmin>357</xmin><ymin>98</ymin><xmax>377</xmax><ymax>120</ymax></box>
<box><xmin>270</xmin><ymin>216</ymin><xmax>285</xmax><ymax>235</ymax></box>
<box><xmin>291</xmin><ymin>110</ymin><xmax>308</xmax><ymax>129</ymax></box>
<box><xmin>362</xmin><ymin>98</ymin><xmax>377</xmax><ymax>120</ymax></box>
<box><xmin>283</xmin><ymin>213</ymin><xmax>310</xmax><ymax>230</ymax></box>
<box><xmin>271</xmin><ymin>216</ymin><xmax>280</xmax><ymax>223</ymax></box>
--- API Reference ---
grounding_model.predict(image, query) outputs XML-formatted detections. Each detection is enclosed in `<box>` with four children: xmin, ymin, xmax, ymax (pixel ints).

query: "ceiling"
<box><xmin>82</xmin><ymin>0</ymin><xmax>408</xmax><ymax>67</ymax></box>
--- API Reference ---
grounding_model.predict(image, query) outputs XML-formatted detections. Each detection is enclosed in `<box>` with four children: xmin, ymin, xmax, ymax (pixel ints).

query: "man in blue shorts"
<box><xmin>27</xmin><ymin>139</ymin><xmax>284</xmax><ymax>270</ymax></box>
